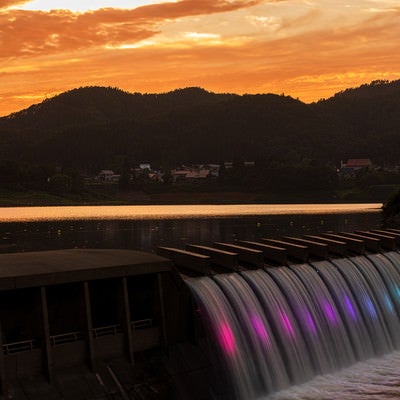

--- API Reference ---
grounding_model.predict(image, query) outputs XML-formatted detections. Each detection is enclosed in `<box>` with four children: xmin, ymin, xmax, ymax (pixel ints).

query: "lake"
<box><xmin>0</xmin><ymin>203</ymin><xmax>382</xmax><ymax>253</ymax></box>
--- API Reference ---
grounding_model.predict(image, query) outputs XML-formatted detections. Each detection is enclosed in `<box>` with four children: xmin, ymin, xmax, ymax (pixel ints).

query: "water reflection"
<box><xmin>0</xmin><ymin>204</ymin><xmax>381</xmax><ymax>222</ymax></box>
<box><xmin>0</xmin><ymin>209</ymin><xmax>381</xmax><ymax>254</ymax></box>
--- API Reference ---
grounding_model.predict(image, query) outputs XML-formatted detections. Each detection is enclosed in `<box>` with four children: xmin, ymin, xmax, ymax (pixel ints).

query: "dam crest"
<box><xmin>1</xmin><ymin>228</ymin><xmax>400</xmax><ymax>399</ymax></box>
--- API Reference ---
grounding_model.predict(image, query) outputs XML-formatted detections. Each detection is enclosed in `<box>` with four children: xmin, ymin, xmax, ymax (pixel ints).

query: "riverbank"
<box><xmin>0</xmin><ymin>187</ymin><xmax>391</xmax><ymax>207</ymax></box>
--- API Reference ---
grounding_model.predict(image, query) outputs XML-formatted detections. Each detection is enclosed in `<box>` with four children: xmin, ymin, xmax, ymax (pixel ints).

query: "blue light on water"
<box><xmin>394</xmin><ymin>285</ymin><xmax>400</xmax><ymax>299</ymax></box>
<box><xmin>384</xmin><ymin>293</ymin><xmax>395</xmax><ymax>314</ymax></box>
<box><xmin>364</xmin><ymin>297</ymin><xmax>378</xmax><ymax>319</ymax></box>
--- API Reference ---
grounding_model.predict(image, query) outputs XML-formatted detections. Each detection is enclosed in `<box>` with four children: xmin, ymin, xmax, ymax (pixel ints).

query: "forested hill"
<box><xmin>0</xmin><ymin>87</ymin><xmax>235</xmax><ymax>131</ymax></box>
<box><xmin>0</xmin><ymin>80</ymin><xmax>399</xmax><ymax>169</ymax></box>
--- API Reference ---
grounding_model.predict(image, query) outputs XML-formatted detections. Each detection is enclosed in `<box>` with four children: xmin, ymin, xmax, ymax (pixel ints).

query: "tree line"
<box><xmin>0</xmin><ymin>80</ymin><xmax>400</xmax><ymax>196</ymax></box>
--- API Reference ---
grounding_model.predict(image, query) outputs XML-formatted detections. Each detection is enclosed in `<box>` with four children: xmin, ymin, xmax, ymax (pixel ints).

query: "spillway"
<box><xmin>186</xmin><ymin>250</ymin><xmax>400</xmax><ymax>399</ymax></box>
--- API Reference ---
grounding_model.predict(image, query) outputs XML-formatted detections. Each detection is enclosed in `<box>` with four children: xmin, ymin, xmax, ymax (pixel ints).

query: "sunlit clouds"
<box><xmin>1</xmin><ymin>0</ymin><xmax>400</xmax><ymax>116</ymax></box>
<box><xmin>9</xmin><ymin>0</ymin><xmax>179</xmax><ymax>12</ymax></box>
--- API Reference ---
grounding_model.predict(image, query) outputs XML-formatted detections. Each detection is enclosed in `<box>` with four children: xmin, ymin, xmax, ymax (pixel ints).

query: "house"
<box><xmin>139</xmin><ymin>163</ymin><xmax>151</xmax><ymax>170</ymax></box>
<box><xmin>171</xmin><ymin>168</ymin><xmax>193</xmax><ymax>183</ymax></box>
<box><xmin>171</xmin><ymin>165</ymin><xmax>213</xmax><ymax>182</ymax></box>
<box><xmin>199</xmin><ymin>164</ymin><xmax>220</xmax><ymax>177</ymax></box>
<box><xmin>185</xmin><ymin>169</ymin><xmax>210</xmax><ymax>179</ymax></box>
<box><xmin>342</xmin><ymin>159</ymin><xmax>372</xmax><ymax>169</ymax></box>
<box><xmin>224</xmin><ymin>161</ymin><xmax>233</xmax><ymax>169</ymax></box>
<box><xmin>97</xmin><ymin>170</ymin><xmax>115</xmax><ymax>181</ymax></box>
<box><xmin>340</xmin><ymin>159</ymin><xmax>372</xmax><ymax>174</ymax></box>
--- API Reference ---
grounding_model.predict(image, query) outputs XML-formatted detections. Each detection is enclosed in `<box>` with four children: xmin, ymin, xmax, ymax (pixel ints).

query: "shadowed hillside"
<box><xmin>313</xmin><ymin>80</ymin><xmax>400</xmax><ymax>164</ymax></box>
<box><xmin>0</xmin><ymin>80</ymin><xmax>399</xmax><ymax>170</ymax></box>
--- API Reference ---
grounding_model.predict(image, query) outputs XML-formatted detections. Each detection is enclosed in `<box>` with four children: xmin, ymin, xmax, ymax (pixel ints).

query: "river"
<box><xmin>0</xmin><ymin>203</ymin><xmax>382</xmax><ymax>253</ymax></box>
<box><xmin>266</xmin><ymin>351</ymin><xmax>400</xmax><ymax>400</ymax></box>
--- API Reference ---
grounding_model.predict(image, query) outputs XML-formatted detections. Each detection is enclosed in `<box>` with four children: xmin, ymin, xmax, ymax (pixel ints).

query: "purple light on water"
<box><xmin>218</xmin><ymin>322</ymin><xmax>236</xmax><ymax>355</ymax></box>
<box><xmin>304</xmin><ymin>310</ymin><xmax>317</xmax><ymax>334</ymax></box>
<box><xmin>322</xmin><ymin>300</ymin><xmax>338</xmax><ymax>324</ymax></box>
<box><xmin>251</xmin><ymin>314</ymin><xmax>270</xmax><ymax>343</ymax></box>
<box><xmin>343</xmin><ymin>295</ymin><xmax>357</xmax><ymax>320</ymax></box>
<box><xmin>279</xmin><ymin>310</ymin><xmax>295</xmax><ymax>339</ymax></box>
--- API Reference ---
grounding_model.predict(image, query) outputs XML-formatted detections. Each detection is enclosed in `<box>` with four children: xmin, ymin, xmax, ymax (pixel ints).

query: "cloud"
<box><xmin>1</xmin><ymin>1</ymin><xmax>400</xmax><ymax>115</ymax></box>
<box><xmin>75</xmin><ymin>5</ymin><xmax>400</xmax><ymax>99</ymax></box>
<box><xmin>0</xmin><ymin>0</ymin><xmax>29</xmax><ymax>8</ymax></box>
<box><xmin>277</xmin><ymin>8</ymin><xmax>322</xmax><ymax>31</ymax></box>
<box><xmin>0</xmin><ymin>0</ymin><xmax>265</xmax><ymax>57</ymax></box>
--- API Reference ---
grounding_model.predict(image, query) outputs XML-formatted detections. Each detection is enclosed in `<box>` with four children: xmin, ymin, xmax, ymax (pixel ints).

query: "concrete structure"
<box><xmin>0</xmin><ymin>249</ymin><xmax>175</xmax><ymax>397</ymax></box>
<box><xmin>2</xmin><ymin>229</ymin><xmax>398</xmax><ymax>399</ymax></box>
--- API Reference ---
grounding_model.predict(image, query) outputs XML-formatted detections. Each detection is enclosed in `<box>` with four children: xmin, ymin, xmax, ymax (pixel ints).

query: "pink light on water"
<box><xmin>323</xmin><ymin>300</ymin><xmax>338</xmax><ymax>324</ymax></box>
<box><xmin>219</xmin><ymin>322</ymin><xmax>236</xmax><ymax>355</ymax></box>
<box><xmin>279</xmin><ymin>310</ymin><xmax>296</xmax><ymax>339</ymax></box>
<box><xmin>251</xmin><ymin>314</ymin><xmax>270</xmax><ymax>343</ymax></box>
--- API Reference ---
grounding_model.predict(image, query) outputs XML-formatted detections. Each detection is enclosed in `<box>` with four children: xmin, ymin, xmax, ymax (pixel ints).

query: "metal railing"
<box><xmin>92</xmin><ymin>324</ymin><xmax>122</xmax><ymax>338</ymax></box>
<box><xmin>132</xmin><ymin>318</ymin><xmax>153</xmax><ymax>329</ymax></box>
<box><xmin>50</xmin><ymin>331</ymin><xmax>84</xmax><ymax>346</ymax></box>
<box><xmin>3</xmin><ymin>339</ymin><xmax>38</xmax><ymax>355</ymax></box>
<box><xmin>2</xmin><ymin>319</ymin><xmax>155</xmax><ymax>354</ymax></box>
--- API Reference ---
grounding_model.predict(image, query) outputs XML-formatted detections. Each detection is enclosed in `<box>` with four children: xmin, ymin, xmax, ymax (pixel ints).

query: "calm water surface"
<box><xmin>0</xmin><ymin>203</ymin><xmax>382</xmax><ymax>253</ymax></box>
<box><xmin>0</xmin><ymin>203</ymin><xmax>382</xmax><ymax>222</ymax></box>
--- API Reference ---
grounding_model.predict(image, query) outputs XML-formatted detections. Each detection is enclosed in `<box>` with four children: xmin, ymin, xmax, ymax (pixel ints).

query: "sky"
<box><xmin>0</xmin><ymin>0</ymin><xmax>399</xmax><ymax>116</ymax></box>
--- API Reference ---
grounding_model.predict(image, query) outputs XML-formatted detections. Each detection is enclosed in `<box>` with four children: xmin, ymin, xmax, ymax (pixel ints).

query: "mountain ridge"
<box><xmin>1</xmin><ymin>80</ymin><xmax>399</xmax><ymax>169</ymax></box>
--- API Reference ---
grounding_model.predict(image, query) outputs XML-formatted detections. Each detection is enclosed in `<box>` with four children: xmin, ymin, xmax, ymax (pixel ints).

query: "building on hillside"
<box><xmin>171</xmin><ymin>168</ymin><xmax>193</xmax><ymax>183</ymax></box>
<box><xmin>184</xmin><ymin>169</ymin><xmax>210</xmax><ymax>180</ymax></box>
<box><xmin>170</xmin><ymin>165</ymin><xmax>216</xmax><ymax>182</ymax></box>
<box><xmin>97</xmin><ymin>170</ymin><xmax>121</xmax><ymax>182</ymax></box>
<box><xmin>224</xmin><ymin>161</ymin><xmax>233</xmax><ymax>169</ymax></box>
<box><xmin>200</xmin><ymin>164</ymin><xmax>220</xmax><ymax>177</ymax></box>
<box><xmin>139</xmin><ymin>163</ymin><xmax>151</xmax><ymax>170</ymax></box>
<box><xmin>340</xmin><ymin>159</ymin><xmax>372</xmax><ymax>175</ymax></box>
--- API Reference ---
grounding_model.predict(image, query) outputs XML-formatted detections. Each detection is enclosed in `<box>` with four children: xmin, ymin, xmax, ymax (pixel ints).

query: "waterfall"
<box><xmin>310</xmin><ymin>260</ymin><xmax>374</xmax><ymax>360</ymax></box>
<box><xmin>186</xmin><ymin>250</ymin><xmax>400</xmax><ymax>399</ymax></box>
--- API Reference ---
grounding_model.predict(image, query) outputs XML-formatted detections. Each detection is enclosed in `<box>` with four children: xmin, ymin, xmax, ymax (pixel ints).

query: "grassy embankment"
<box><xmin>0</xmin><ymin>184</ymin><xmax>396</xmax><ymax>207</ymax></box>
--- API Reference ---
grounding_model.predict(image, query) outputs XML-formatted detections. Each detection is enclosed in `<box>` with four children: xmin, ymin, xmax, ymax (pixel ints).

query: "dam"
<box><xmin>1</xmin><ymin>228</ymin><xmax>400</xmax><ymax>398</ymax></box>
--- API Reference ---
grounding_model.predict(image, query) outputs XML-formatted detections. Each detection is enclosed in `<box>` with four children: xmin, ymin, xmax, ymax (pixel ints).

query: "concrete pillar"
<box><xmin>157</xmin><ymin>273</ymin><xmax>168</xmax><ymax>351</ymax></box>
<box><xmin>83</xmin><ymin>282</ymin><xmax>96</xmax><ymax>371</ymax></box>
<box><xmin>40</xmin><ymin>287</ymin><xmax>53</xmax><ymax>382</ymax></box>
<box><xmin>120</xmin><ymin>278</ymin><xmax>134</xmax><ymax>364</ymax></box>
<box><xmin>0</xmin><ymin>321</ymin><xmax>6</xmax><ymax>396</ymax></box>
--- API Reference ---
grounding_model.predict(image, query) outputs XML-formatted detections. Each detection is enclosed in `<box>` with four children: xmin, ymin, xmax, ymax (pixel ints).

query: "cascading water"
<box><xmin>310</xmin><ymin>260</ymin><xmax>374</xmax><ymax>361</ymax></box>
<box><xmin>351</xmin><ymin>255</ymin><xmax>400</xmax><ymax>348</ymax></box>
<box><xmin>213</xmin><ymin>274</ymin><xmax>289</xmax><ymax>393</ymax></box>
<box><xmin>186</xmin><ymin>250</ymin><xmax>400</xmax><ymax>400</ymax></box>
<box><xmin>241</xmin><ymin>269</ymin><xmax>314</xmax><ymax>382</ymax></box>
<box><xmin>266</xmin><ymin>266</ymin><xmax>343</xmax><ymax>375</ymax></box>
<box><xmin>330</xmin><ymin>257</ymin><xmax>393</xmax><ymax>355</ymax></box>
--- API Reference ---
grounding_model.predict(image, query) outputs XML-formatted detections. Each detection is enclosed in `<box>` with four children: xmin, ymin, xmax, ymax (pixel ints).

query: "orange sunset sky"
<box><xmin>1</xmin><ymin>0</ymin><xmax>400</xmax><ymax>117</ymax></box>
